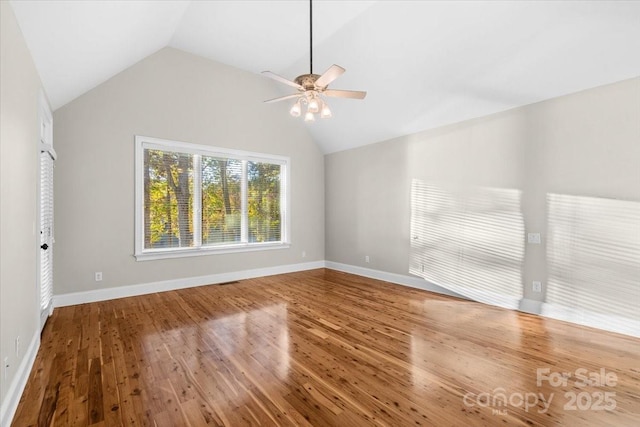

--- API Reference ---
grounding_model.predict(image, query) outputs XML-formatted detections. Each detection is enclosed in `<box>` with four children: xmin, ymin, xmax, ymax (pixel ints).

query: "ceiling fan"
<box><xmin>262</xmin><ymin>0</ymin><xmax>367</xmax><ymax>122</ymax></box>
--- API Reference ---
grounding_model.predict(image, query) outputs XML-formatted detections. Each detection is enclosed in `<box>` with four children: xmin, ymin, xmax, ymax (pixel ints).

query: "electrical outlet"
<box><xmin>365</xmin><ymin>256</ymin><xmax>370</xmax><ymax>263</ymax></box>
<box><xmin>527</xmin><ymin>233</ymin><xmax>541</xmax><ymax>244</ymax></box>
<box><xmin>15</xmin><ymin>336</ymin><xmax>20</xmax><ymax>358</ymax></box>
<box><xmin>302</xmin><ymin>250</ymin><xmax>306</xmax><ymax>258</ymax></box>
<box><xmin>532</xmin><ymin>281</ymin><xmax>542</xmax><ymax>292</ymax></box>
<box><xmin>95</xmin><ymin>272</ymin><xmax>103</xmax><ymax>282</ymax></box>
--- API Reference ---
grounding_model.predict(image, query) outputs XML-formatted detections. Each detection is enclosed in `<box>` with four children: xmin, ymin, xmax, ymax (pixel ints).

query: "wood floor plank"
<box><xmin>11</xmin><ymin>269</ymin><xmax>640</xmax><ymax>426</ymax></box>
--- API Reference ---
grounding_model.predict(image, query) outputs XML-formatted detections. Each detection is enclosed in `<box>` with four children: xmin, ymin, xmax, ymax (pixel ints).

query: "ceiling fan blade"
<box><xmin>263</xmin><ymin>94</ymin><xmax>300</xmax><ymax>104</ymax></box>
<box><xmin>324</xmin><ymin>89</ymin><xmax>367</xmax><ymax>99</ymax></box>
<box><xmin>315</xmin><ymin>64</ymin><xmax>345</xmax><ymax>88</ymax></box>
<box><xmin>262</xmin><ymin>71</ymin><xmax>304</xmax><ymax>90</ymax></box>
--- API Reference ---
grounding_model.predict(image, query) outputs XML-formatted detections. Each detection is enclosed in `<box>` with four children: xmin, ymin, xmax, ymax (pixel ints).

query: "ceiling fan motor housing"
<box><xmin>295</xmin><ymin>74</ymin><xmax>322</xmax><ymax>91</ymax></box>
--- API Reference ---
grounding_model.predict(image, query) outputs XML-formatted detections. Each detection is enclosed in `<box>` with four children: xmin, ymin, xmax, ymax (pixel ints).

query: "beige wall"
<box><xmin>326</xmin><ymin>77</ymin><xmax>640</xmax><ymax>306</ymax></box>
<box><xmin>0</xmin><ymin>1</ymin><xmax>43</xmax><ymax>417</ymax></box>
<box><xmin>53</xmin><ymin>47</ymin><xmax>325</xmax><ymax>295</ymax></box>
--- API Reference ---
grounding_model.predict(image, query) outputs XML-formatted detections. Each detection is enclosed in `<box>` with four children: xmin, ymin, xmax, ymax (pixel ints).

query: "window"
<box><xmin>135</xmin><ymin>136</ymin><xmax>289</xmax><ymax>260</ymax></box>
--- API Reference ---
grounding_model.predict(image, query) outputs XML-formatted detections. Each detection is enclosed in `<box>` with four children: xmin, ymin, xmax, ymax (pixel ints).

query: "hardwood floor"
<box><xmin>12</xmin><ymin>269</ymin><xmax>640</xmax><ymax>426</ymax></box>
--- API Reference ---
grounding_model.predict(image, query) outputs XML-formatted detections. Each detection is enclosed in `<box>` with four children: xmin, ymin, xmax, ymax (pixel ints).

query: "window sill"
<box><xmin>134</xmin><ymin>242</ymin><xmax>291</xmax><ymax>261</ymax></box>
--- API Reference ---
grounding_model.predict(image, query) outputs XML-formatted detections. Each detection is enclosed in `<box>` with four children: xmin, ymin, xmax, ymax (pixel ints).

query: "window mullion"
<box><xmin>241</xmin><ymin>160</ymin><xmax>248</xmax><ymax>243</ymax></box>
<box><xmin>193</xmin><ymin>154</ymin><xmax>202</xmax><ymax>248</ymax></box>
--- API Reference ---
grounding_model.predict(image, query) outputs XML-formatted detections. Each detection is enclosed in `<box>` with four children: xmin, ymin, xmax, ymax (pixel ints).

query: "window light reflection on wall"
<box><xmin>409</xmin><ymin>180</ymin><xmax>525</xmax><ymax>309</ymax></box>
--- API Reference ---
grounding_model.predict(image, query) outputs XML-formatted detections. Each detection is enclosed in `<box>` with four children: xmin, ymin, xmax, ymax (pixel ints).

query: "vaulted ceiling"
<box><xmin>10</xmin><ymin>0</ymin><xmax>640</xmax><ymax>153</ymax></box>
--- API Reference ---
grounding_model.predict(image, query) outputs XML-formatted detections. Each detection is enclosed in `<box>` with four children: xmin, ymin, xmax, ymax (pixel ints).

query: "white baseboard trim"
<box><xmin>325</xmin><ymin>261</ymin><xmax>465</xmax><ymax>299</ymax></box>
<box><xmin>53</xmin><ymin>260</ymin><xmax>639</xmax><ymax>338</ymax></box>
<box><xmin>518</xmin><ymin>298</ymin><xmax>543</xmax><ymax>315</ymax></box>
<box><xmin>518</xmin><ymin>298</ymin><xmax>640</xmax><ymax>338</ymax></box>
<box><xmin>326</xmin><ymin>263</ymin><xmax>639</xmax><ymax>338</ymax></box>
<box><xmin>53</xmin><ymin>260</ymin><xmax>326</xmax><ymax>307</ymax></box>
<box><xmin>0</xmin><ymin>330</ymin><xmax>39</xmax><ymax>427</ymax></box>
<box><xmin>540</xmin><ymin>302</ymin><xmax>640</xmax><ymax>338</ymax></box>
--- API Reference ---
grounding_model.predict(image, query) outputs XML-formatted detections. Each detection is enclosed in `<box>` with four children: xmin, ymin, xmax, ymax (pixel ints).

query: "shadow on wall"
<box><xmin>410</xmin><ymin>180</ymin><xmax>640</xmax><ymax>336</ymax></box>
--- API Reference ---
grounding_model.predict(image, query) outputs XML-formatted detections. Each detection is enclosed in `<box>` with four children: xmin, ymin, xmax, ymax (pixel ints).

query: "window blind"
<box><xmin>202</xmin><ymin>157</ymin><xmax>243</xmax><ymax>245</ymax></box>
<box><xmin>40</xmin><ymin>151</ymin><xmax>54</xmax><ymax>313</ymax></box>
<box><xmin>136</xmin><ymin>136</ymin><xmax>288</xmax><ymax>259</ymax></box>
<box><xmin>248</xmin><ymin>161</ymin><xmax>282</xmax><ymax>243</ymax></box>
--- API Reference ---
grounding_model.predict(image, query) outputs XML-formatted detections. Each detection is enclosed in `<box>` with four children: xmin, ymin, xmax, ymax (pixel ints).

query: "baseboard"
<box><xmin>53</xmin><ymin>259</ymin><xmax>640</xmax><ymax>338</ymax></box>
<box><xmin>0</xmin><ymin>330</ymin><xmax>39</xmax><ymax>427</ymax></box>
<box><xmin>518</xmin><ymin>298</ymin><xmax>543</xmax><ymax>315</ymax></box>
<box><xmin>540</xmin><ymin>302</ymin><xmax>640</xmax><ymax>338</ymax></box>
<box><xmin>324</xmin><ymin>261</ymin><xmax>465</xmax><ymax>299</ymax></box>
<box><xmin>54</xmin><ymin>260</ymin><xmax>326</xmax><ymax>307</ymax></box>
<box><xmin>326</xmin><ymin>263</ymin><xmax>639</xmax><ymax>338</ymax></box>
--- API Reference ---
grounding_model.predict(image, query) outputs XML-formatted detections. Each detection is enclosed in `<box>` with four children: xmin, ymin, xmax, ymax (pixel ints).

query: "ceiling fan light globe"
<box><xmin>320</xmin><ymin>104</ymin><xmax>332</xmax><ymax>119</ymax></box>
<box><xmin>289</xmin><ymin>101</ymin><xmax>301</xmax><ymax>117</ymax></box>
<box><xmin>308</xmin><ymin>98</ymin><xmax>320</xmax><ymax>113</ymax></box>
<box><xmin>304</xmin><ymin>111</ymin><xmax>315</xmax><ymax>122</ymax></box>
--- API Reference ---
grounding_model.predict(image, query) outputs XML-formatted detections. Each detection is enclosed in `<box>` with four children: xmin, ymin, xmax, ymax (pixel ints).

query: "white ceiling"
<box><xmin>10</xmin><ymin>0</ymin><xmax>640</xmax><ymax>153</ymax></box>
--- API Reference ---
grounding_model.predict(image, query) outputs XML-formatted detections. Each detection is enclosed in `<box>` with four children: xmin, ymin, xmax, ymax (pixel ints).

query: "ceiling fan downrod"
<box><xmin>309</xmin><ymin>0</ymin><xmax>313</xmax><ymax>75</ymax></box>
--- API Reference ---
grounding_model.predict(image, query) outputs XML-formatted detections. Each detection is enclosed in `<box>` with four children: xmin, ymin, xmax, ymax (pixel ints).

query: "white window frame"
<box><xmin>134</xmin><ymin>135</ymin><xmax>290</xmax><ymax>261</ymax></box>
